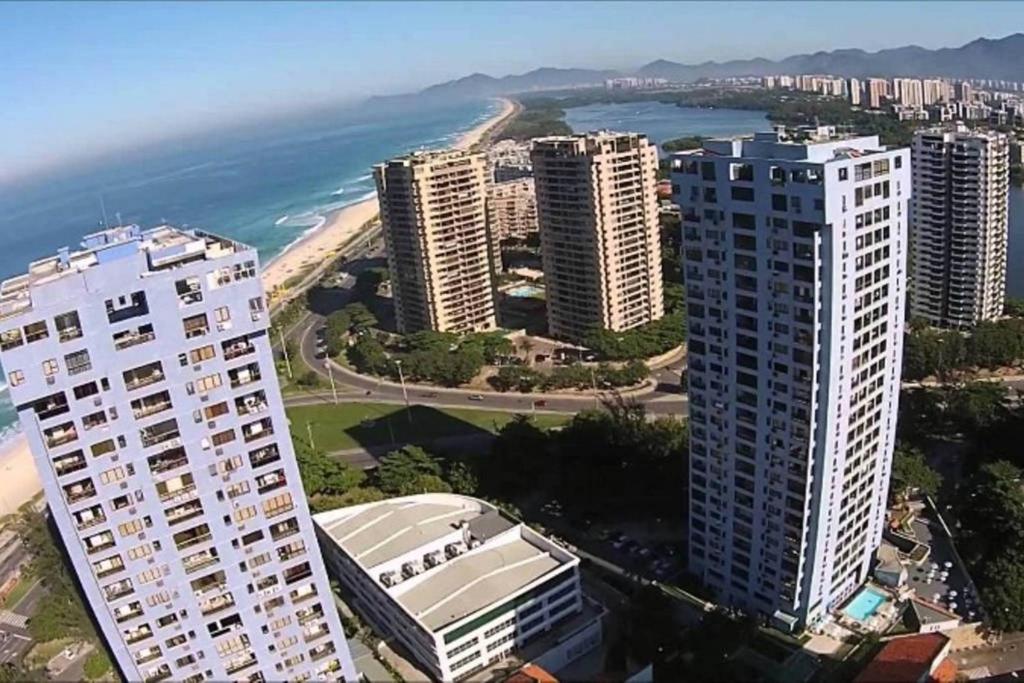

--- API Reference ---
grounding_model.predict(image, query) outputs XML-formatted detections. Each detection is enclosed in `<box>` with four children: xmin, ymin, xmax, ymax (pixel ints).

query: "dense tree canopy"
<box><xmin>889</xmin><ymin>443</ymin><xmax>942</xmax><ymax>502</ymax></box>
<box><xmin>376</xmin><ymin>446</ymin><xmax>452</xmax><ymax>496</ymax></box>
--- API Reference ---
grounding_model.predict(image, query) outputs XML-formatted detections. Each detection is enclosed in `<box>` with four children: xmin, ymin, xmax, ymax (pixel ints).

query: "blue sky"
<box><xmin>3</xmin><ymin>1</ymin><xmax>1023</xmax><ymax>183</ymax></box>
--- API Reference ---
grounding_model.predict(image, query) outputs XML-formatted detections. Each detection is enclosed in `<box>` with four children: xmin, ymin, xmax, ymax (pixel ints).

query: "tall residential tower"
<box><xmin>375</xmin><ymin>149</ymin><xmax>497</xmax><ymax>334</ymax></box>
<box><xmin>672</xmin><ymin>131</ymin><xmax>909</xmax><ymax>630</ymax></box>
<box><xmin>910</xmin><ymin>125</ymin><xmax>1009</xmax><ymax>328</ymax></box>
<box><xmin>0</xmin><ymin>226</ymin><xmax>356</xmax><ymax>682</ymax></box>
<box><xmin>532</xmin><ymin>132</ymin><xmax>664</xmax><ymax>342</ymax></box>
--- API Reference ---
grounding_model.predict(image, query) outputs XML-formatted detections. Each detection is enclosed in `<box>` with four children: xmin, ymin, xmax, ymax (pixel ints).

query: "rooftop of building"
<box><xmin>376</xmin><ymin>147</ymin><xmax>483</xmax><ymax>169</ymax></box>
<box><xmin>0</xmin><ymin>224</ymin><xmax>245</xmax><ymax>321</ymax></box>
<box><xmin>532</xmin><ymin>130</ymin><xmax>653</xmax><ymax>154</ymax></box>
<box><xmin>673</xmin><ymin>127</ymin><xmax>893</xmax><ymax>164</ymax></box>
<box><xmin>314</xmin><ymin>494</ymin><xmax>577</xmax><ymax>634</ymax></box>
<box><xmin>853</xmin><ymin>633</ymin><xmax>954</xmax><ymax>683</ymax></box>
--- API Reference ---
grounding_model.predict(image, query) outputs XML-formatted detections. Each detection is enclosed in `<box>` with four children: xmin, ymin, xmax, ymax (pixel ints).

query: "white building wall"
<box><xmin>672</xmin><ymin>135</ymin><xmax>908</xmax><ymax>627</ymax></box>
<box><xmin>0</xmin><ymin>228</ymin><xmax>355</xmax><ymax>682</ymax></box>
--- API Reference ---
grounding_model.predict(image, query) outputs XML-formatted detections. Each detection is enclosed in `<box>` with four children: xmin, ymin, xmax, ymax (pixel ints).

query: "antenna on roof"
<box><xmin>99</xmin><ymin>194</ymin><xmax>109</xmax><ymax>228</ymax></box>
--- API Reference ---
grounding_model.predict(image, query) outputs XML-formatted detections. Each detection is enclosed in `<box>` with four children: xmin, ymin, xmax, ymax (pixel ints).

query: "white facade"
<box><xmin>910</xmin><ymin>125</ymin><xmax>1009</xmax><ymax>328</ymax></box>
<box><xmin>672</xmin><ymin>132</ymin><xmax>909</xmax><ymax>629</ymax></box>
<box><xmin>0</xmin><ymin>226</ymin><xmax>356</xmax><ymax>682</ymax></box>
<box><xmin>314</xmin><ymin>494</ymin><xmax>601</xmax><ymax>682</ymax></box>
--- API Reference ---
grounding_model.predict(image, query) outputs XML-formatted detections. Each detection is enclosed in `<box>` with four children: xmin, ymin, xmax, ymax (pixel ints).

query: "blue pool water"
<box><xmin>843</xmin><ymin>587</ymin><xmax>888</xmax><ymax>621</ymax></box>
<box><xmin>506</xmin><ymin>284</ymin><xmax>544</xmax><ymax>298</ymax></box>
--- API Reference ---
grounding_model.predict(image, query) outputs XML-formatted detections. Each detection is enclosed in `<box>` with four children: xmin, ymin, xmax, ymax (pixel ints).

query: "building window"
<box><xmin>189</xmin><ymin>345</ymin><xmax>216</xmax><ymax>364</ymax></box>
<box><xmin>65</xmin><ymin>350</ymin><xmax>92</xmax><ymax>376</ymax></box>
<box><xmin>24</xmin><ymin>321</ymin><xmax>49</xmax><ymax>343</ymax></box>
<box><xmin>0</xmin><ymin>328</ymin><xmax>23</xmax><ymax>351</ymax></box>
<box><xmin>8</xmin><ymin>370</ymin><xmax>24</xmax><ymax>387</ymax></box>
<box><xmin>42</xmin><ymin>358</ymin><xmax>59</xmax><ymax>377</ymax></box>
<box><xmin>233</xmin><ymin>260</ymin><xmax>256</xmax><ymax>281</ymax></box>
<box><xmin>55</xmin><ymin>311</ymin><xmax>83</xmax><ymax>342</ymax></box>
<box><xmin>183</xmin><ymin>314</ymin><xmax>209</xmax><ymax>339</ymax></box>
<box><xmin>214</xmin><ymin>307</ymin><xmax>231</xmax><ymax>324</ymax></box>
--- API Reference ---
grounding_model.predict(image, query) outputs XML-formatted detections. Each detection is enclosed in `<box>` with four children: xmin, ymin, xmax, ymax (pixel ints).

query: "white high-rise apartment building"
<box><xmin>867</xmin><ymin>78</ymin><xmax>889</xmax><ymax>109</ymax></box>
<box><xmin>910</xmin><ymin>125</ymin><xmax>1009</xmax><ymax>328</ymax></box>
<box><xmin>532</xmin><ymin>132</ymin><xmax>664</xmax><ymax>342</ymax></box>
<box><xmin>0</xmin><ymin>226</ymin><xmax>356</xmax><ymax>682</ymax></box>
<box><xmin>375</xmin><ymin>149</ymin><xmax>498</xmax><ymax>334</ymax></box>
<box><xmin>848</xmin><ymin>78</ymin><xmax>862</xmax><ymax>106</ymax></box>
<box><xmin>672</xmin><ymin>131</ymin><xmax>909</xmax><ymax>630</ymax></box>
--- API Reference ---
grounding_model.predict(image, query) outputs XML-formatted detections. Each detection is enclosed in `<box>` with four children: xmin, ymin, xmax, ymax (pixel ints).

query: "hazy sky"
<box><xmin>3</xmin><ymin>1</ymin><xmax>1024</xmax><ymax>183</ymax></box>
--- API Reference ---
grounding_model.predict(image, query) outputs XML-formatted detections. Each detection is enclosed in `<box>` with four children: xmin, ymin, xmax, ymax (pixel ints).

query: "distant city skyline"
<box><xmin>4</xmin><ymin>1</ymin><xmax>1024</xmax><ymax>183</ymax></box>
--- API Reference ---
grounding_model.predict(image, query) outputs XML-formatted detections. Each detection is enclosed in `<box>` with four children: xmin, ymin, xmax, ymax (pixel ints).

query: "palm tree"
<box><xmin>518</xmin><ymin>338</ymin><xmax>534</xmax><ymax>366</ymax></box>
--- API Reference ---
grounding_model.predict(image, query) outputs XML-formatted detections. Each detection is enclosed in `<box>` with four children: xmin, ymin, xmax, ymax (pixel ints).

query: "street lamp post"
<box><xmin>590</xmin><ymin>365</ymin><xmax>599</xmax><ymax>409</ymax></box>
<box><xmin>278</xmin><ymin>326</ymin><xmax>293</xmax><ymax>379</ymax></box>
<box><xmin>306</xmin><ymin>421</ymin><xmax>316</xmax><ymax>452</ymax></box>
<box><xmin>395</xmin><ymin>359</ymin><xmax>412</xmax><ymax>424</ymax></box>
<box><xmin>324</xmin><ymin>360</ymin><xmax>338</xmax><ymax>404</ymax></box>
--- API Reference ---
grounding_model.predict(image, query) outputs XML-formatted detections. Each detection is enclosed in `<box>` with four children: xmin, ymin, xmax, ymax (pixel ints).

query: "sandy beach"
<box><xmin>261</xmin><ymin>97</ymin><xmax>516</xmax><ymax>298</ymax></box>
<box><xmin>0</xmin><ymin>434</ymin><xmax>41</xmax><ymax>517</ymax></box>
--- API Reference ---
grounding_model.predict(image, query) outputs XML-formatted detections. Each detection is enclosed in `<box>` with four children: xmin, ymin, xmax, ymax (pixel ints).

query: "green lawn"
<box><xmin>286</xmin><ymin>402</ymin><xmax>568</xmax><ymax>452</ymax></box>
<box><xmin>2</xmin><ymin>576</ymin><xmax>33</xmax><ymax>609</ymax></box>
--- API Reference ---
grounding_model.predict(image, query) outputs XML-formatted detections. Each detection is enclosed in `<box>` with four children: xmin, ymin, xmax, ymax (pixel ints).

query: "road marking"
<box><xmin>0</xmin><ymin>611</ymin><xmax>28</xmax><ymax>628</ymax></box>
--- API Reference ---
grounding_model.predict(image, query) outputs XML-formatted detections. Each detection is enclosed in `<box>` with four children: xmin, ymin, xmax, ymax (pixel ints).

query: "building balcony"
<box><xmin>199</xmin><ymin>591</ymin><xmax>235</xmax><ymax>617</ymax></box>
<box><xmin>183</xmin><ymin>549</ymin><xmax>219</xmax><ymax>575</ymax></box>
<box><xmin>53</xmin><ymin>451</ymin><xmax>88</xmax><ymax>478</ymax></box>
<box><xmin>165</xmin><ymin>500</ymin><xmax>204</xmax><ymax>526</ymax></box>
<box><xmin>140</xmin><ymin>420</ymin><xmax>180</xmax><ymax>449</ymax></box>
<box><xmin>303</xmin><ymin>621</ymin><xmax>331</xmax><ymax>643</ymax></box>
<box><xmin>105</xmin><ymin>581</ymin><xmax>136</xmax><ymax>602</ymax></box>
<box><xmin>45</xmin><ymin>423</ymin><xmax>78</xmax><ymax>449</ymax></box>
<box><xmin>74</xmin><ymin>506</ymin><xmax>106</xmax><ymax>531</ymax></box>
<box><xmin>290</xmin><ymin>584</ymin><xmax>317</xmax><ymax>605</ymax></box>
<box><xmin>229</xmin><ymin>364</ymin><xmax>262</xmax><ymax>389</ymax></box>
<box><xmin>283</xmin><ymin>563</ymin><xmax>312</xmax><ymax>586</ymax></box>
<box><xmin>223</xmin><ymin>337</ymin><xmax>256</xmax><ymax>361</ymax></box>
<box><xmin>135</xmin><ymin>647</ymin><xmax>163</xmax><ymax>666</ymax></box>
<box><xmin>174</xmin><ymin>525</ymin><xmax>212</xmax><ymax>551</ymax></box>
<box><xmin>256</xmin><ymin>470</ymin><xmax>286</xmax><ymax>494</ymax></box>
<box><xmin>132</xmin><ymin>393</ymin><xmax>172</xmax><ymax>420</ymax></box>
<box><xmin>242</xmin><ymin>418</ymin><xmax>273</xmax><ymax>444</ymax></box>
<box><xmin>113</xmin><ymin>326</ymin><xmax>156</xmax><ymax>350</ymax></box>
<box><xmin>63</xmin><ymin>480</ymin><xmax>96</xmax><ymax>505</ymax></box>
<box><xmin>248</xmin><ymin>445</ymin><xmax>281</xmax><ymax>469</ymax></box>
<box><xmin>309</xmin><ymin>642</ymin><xmax>336</xmax><ymax>662</ymax></box>
<box><xmin>148</xmin><ymin>447</ymin><xmax>188</xmax><ymax>475</ymax></box>
<box><xmin>124</xmin><ymin>365</ymin><xmax>165</xmax><ymax>391</ymax></box>
<box><xmin>143</xmin><ymin>665</ymin><xmax>172</xmax><ymax>683</ymax></box>
<box><xmin>296</xmin><ymin>605</ymin><xmax>324</xmax><ymax>626</ymax></box>
<box><xmin>125</xmin><ymin>625</ymin><xmax>153</xmax><ymax>645</ymax></box>
<box><xmin>224</xmin><ymin>652</ymin><xmax>258</xmax><ymax>675</ymax></box>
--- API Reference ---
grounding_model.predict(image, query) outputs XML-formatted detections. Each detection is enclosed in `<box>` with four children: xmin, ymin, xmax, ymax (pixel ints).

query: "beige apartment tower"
<box><xmin>532</xmin><ymin>132</ymin><xmax>664</xmax><ymax>342</ymax></box>
<box><xmin>374</xmin><ymin>149</ymin><xmax>497</xmax><ymax>334</ymax></box>
<box><xmin>910</xmin><ymin>125</ymin><xmax>1009</xmax><ymax>328</ymax></box>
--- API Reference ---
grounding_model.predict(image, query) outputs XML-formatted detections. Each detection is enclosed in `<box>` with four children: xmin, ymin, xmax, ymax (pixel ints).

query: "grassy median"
<box><xmin>285</xmin><ymin>402</ymin><xmax>568</xmax><ymax>452</ymax></box>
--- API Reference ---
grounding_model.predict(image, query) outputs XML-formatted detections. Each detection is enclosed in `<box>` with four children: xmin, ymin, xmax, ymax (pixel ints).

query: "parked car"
<box><xmin>468</xmin><ymin>394</ymin><xmax>484</xmax><ymax>401</ymax></box>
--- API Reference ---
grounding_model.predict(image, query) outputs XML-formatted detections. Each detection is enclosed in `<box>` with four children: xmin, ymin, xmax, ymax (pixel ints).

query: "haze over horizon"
<box><xmin>4</xmin><ymin>0</ymin><xmax>1024</xmax><ymax>184</ymax></box>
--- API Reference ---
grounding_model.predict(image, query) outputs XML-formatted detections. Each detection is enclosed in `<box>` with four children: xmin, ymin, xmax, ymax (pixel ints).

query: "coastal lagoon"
<box><xmin>565</xmin><ymin>101</ymin><xmax>771</xmax><ymax>153</ymax></box>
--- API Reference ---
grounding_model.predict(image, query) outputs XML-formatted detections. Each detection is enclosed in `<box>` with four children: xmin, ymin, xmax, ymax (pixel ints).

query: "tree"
<box><xmin>348</xmin><ymin>335</ymin><xmax>393</xmax><ymax>376</ymax></box>
<box><xmin>967</xmin><ymin>320</ymin><xmax>1024</xmax><ymax>369</ymax></box>
<box><xmin>490</xmin><ymin>366</ymin><xmax>542</xmax><ymax>393</ymax></box>
<box><xmin>295</xmin><ymin>370</ymin><xmax>320</xmax><ymax>388</ymax></box>
<box><xmin>295</xmin><ymin>443</ymin><xmax>366</xmax><ymax>498</ymax></box>
<box><xmin>889</xmin><ymin>444</ymin><xmax>941</xmax><ymax>502</ymax></box>
<box><xmin>376</xmin><ymin>446</ymin><xmax>446</xmax><ymax>496</ymax></box>
<box><xmin>948</xmin><ymin>381</ymin><xmax>1011</xmax><ymax>434</ymax></box>
<box><xmin>980</xmin><ymin>556</ymin><xmax>1024</xmax><ymax>632</ymax></box>
<box><xmin>1004</xmin><ymin>297</ymin><xmax>1024</xmax><ymax>318</ymax></box>
<box><xmin>83</xmin><ymin>650</ymin><xmax>112</xmax><ymax>680</ymax></box>
<box><xmin>446</xmin><ymin>461</ymin><xmax>479</xmax><ymax>495</ymax></box>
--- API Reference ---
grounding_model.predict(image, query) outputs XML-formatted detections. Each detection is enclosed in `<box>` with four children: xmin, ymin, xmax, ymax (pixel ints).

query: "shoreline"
<box><xmin>0</xmin><ymin>433</ymin><xmax>41</xmax><ymax>516</ymax></box>
<box><xmin>260</xmin><ymin>97</ymin><xmax>516</xmax><ymax>298</ymax></box>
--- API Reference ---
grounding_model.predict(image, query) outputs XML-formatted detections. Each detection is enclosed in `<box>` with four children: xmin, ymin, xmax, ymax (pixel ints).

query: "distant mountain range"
<box><xmin>396</xmin><ymin>33</ymin><xmax>1024</xmax><ymax>102</ymax></box>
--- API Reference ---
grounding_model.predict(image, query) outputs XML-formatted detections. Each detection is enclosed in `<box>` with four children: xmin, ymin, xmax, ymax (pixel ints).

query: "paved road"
<box><xmin>292</xmin><ymin>311</ymin><xmax>689</xmax><ymax>417</ymax></box>
<box><xmin>0</xmin><ymin>625</ymin><xmax>32</xmax><ymax>665</ymax></box>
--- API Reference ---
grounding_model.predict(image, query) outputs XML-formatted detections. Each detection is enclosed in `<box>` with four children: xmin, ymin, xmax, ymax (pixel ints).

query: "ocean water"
<box><xmin>566</xmin><ymin>100</ymin><xmax>1024</xmax><ymax>298</ymax></box>
<box><xmin>0</xmin><ymin>98</ymin><xmax>497</xmax><ymax>437</ymax></box>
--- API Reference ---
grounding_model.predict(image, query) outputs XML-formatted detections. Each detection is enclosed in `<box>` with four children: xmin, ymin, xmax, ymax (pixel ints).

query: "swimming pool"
<box><xmin>842</xmin><ymin>587</ymin><xmax>889</xmax><ymax>621</ymax></box>
<box><xmin>506</xmin><ymin>284</ymin><xmax>544</xmax><ymax>298</ymax></box>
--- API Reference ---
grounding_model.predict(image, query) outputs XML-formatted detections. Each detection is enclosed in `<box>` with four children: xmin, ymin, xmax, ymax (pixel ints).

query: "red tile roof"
<box><xmin>505</xmin><ymin>664</ymin><xmax>559</xmax><ymax>683</ymax></box>
<box><xmin>854</xmin><ymin>633</ymin><xmax>954</xmax><ymax>683</ymax></box>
